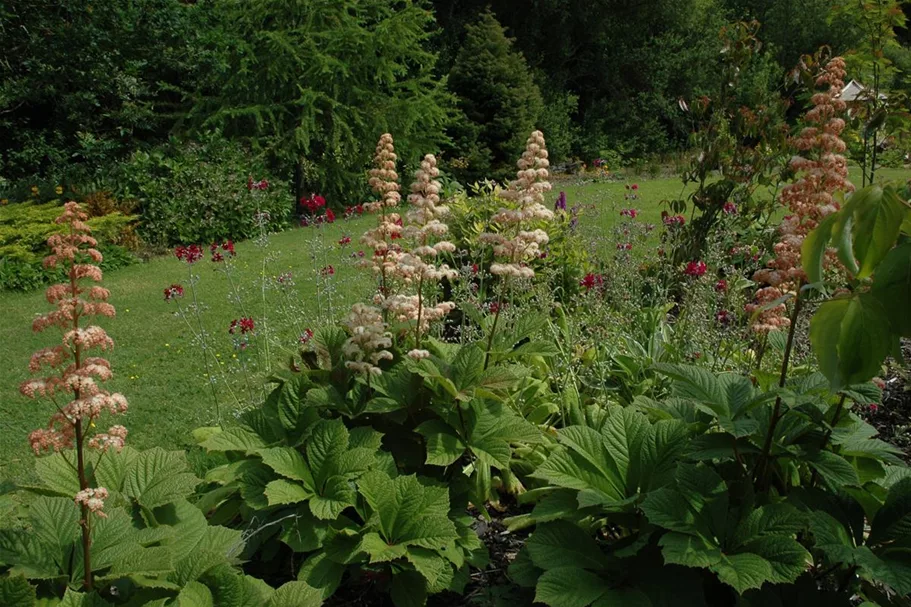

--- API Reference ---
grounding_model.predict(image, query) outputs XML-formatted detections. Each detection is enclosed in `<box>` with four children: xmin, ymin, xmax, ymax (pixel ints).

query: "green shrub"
<box><xmin>104</xmin><ymin>135</ymin><xmax>292</xmax><ymax>247</ymax></box>
<box><xmin>0</xmin><ymin>199</ymin><xmax>137</xmax><ymax>291</ymax></box>
<box><xmin>447</xmin><ymin>11</ymin><xmax>543</xmax><ymax>182</ymax></box>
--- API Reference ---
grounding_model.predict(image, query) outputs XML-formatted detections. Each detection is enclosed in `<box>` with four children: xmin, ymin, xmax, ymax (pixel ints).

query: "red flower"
<box><xmin>338</xmin><ymin>236</ymin><xmax>351</xmax><ymax>246</ymax></box>
<box><xmin>723</xmin><ymin>201</ymin><xmax>737</xmax><ymax>214</ymax></box>
<box><xmin>684</xmin><ymin>261</ymin><xmax>707</xmax><ymax>277</ymax></box>
<box><xmin>175</xmin><ymin>244</ymin><xmax>203</xmax><ymax>264</ymax></box>
<box><xmin>868</xmin><ymin>403</ymin><xmax>879</xmax><ymax>413</ymax></box>
<box><xmin>164</xmin><ymin>284</ymin><xmax>184</xmax><ymax>301</ymax></box>
<box><xmin>632</xmin><ymin>184</ymin><xmax>639</xmax><ymax>190</ymax></box>
<box><xmin>325</xmin><ymin>209</ymin><xmax>336</xmax><ymax>223</ymax></box>
<box><xmin>714</xmin><ymin>309</ymin><xmax>732</xmax><ymax>326</ymax></box>
<box><xmin>663</xmin><ymin>214</ymin><xmax>686</xmax><ymax>227</ymax></box>
<box><xmin>580</xmin><ymin>273</ymin><xmax>604</xmax><ymax>291</ymax></box>
<box><xmin>714</xmin><ymin>279</ymin><xmax>728</xmax><ymax>292</ymax></box>
<box><xmin>471</xmin><ymin>264</ymin><xmax>479</xmax><ymax>274</ymax></box>
<box><xmin>229</xmin><ymin>317</ymin><xmax>255</xmax><ymax>335</ymax></box>
<box><xmin>299</xmin><ymin>329</ymin><xmax>314</xmax><ymax>344</ymax></box>
<box><xmin>320</xmin><ymin>265</ymin><xmax>335</xmax><ymax>277</ymax></box>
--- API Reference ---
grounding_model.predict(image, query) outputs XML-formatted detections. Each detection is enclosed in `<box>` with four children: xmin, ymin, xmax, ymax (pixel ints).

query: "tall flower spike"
<box><xmin>746</xmin><ymin>57</ymin><xmax>854</xmax><ymax>333</ymax></box>
<box><xmin>480</xmin><ymin>130</ymin><xmax>554</xmax><ymax>279</ymax></box>
<box><xmin>22</xmin><ymin>201</ymin><xmax>128</xmax><ymax>590</ymax></box>
<box><xmin>361</xmin><ymin>134</ymin><xmax>404</xmax><ymax>299</ymax></box>
<box><xmin>342</xmin><ymin>303</ymin><xmax>393</xmax><ymax>377</ymax></box>
<box><xmin>383</xmin><ymin>154</ymin><xmax>458</xmax><ymax>352</ymax></box>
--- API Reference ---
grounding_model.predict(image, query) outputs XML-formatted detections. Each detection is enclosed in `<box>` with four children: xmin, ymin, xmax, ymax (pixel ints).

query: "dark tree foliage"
<box><xmin>433</xmin><ymin>0</ymin><xmax>731</xmax><ymax>158</ymax></box>
<box><xmin>0</xmin><ymin>0</ymin><xmax>211</xmax><ymax>183</ymax></box>
<box><xmin>187</xmin><ymin>0</ymin><xmax>453</xmax><ymax>206</ymax></box>
<box><xmin>447</xmin><ymin>12</ymin><xmax>543</xmax><ymax>180</ymax></box>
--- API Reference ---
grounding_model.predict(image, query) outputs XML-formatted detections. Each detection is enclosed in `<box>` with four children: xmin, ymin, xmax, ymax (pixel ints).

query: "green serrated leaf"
<box><xmin>123</xmin><ymin>448</ymin><xmax>200</xmax><ymax>509</ymax></box>
<box><xmin>267</xmin><ymin>581</ymin><xmax>322</xmax><ymax>607</ymax></box>
<box><xmin>534</xmin><ymin>567</ymin><xmax>610</xmax><ymax>607</ymax></box>
<box><xmin>297</xmin><ymin>551</ymin><xmax>345</xmax><ymax>599</ymax></box>
<box><xmin>869</xmin><ymin>478</ymin><xmax>911</xmax><ymax>546</ymax></box>
<box><xmin>309</xmin><ymin>476</ymin><xmax>356</xmax><ymax>520</ymax></box>
<box><xmin>177</xmin><ymin>580</ymin><xmax>214</xmax><ymax>607</ymax></box>
<box><xmin>852</xmin><ymin>185</ymin><xmax>905</xmax><ymax>278</ymax></box>
<box><xmin>527</xmin><ymin>521</ymin><xmax>610</xmax><ymax>571</ymax></box>
<box><xmin>870</xmin><ymin>241</ymin><xmax>911</xmax><ymax>337</ymax></box>
<box><xmin>417</xmin><ymin>420</ymin><xmax>465</xmax><ymax>467</ymax></box>
<box><xmin>258</xmin><ymin>447</ymin><xmax>315</xmax><ymax>488</ymax></box>
<box><xmin>0</xmin><ymin>575</ymin><xmax>36</xmax><ymax>606</ymax></box>
<box><xmin>806</xmin><ymin>450</ymin><xmax>860</xmax><ymax>488</ymax></box>
<box><xmin>264</xmin><ymin>479</ymin><xmax>313</xmax><ymax>507</ymax></box>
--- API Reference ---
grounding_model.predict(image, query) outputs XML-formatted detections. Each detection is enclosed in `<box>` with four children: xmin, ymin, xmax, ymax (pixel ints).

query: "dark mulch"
<box><xmin>865</xmin><ymin>341</ymin><xmax>911</xmax><ymax>463</ymax></box>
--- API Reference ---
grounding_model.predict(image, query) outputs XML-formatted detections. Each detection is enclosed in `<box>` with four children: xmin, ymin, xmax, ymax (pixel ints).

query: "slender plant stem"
<box><xmin>753</xmin><ymin>290</ymin><xmax>803</xmax><ymax>488</ymax></box>
<box><xmin>809</xmin><ymin>393</ymin><xmax>848</xmax><ymax>486</ymax></box>
<box><xmin>186</xmin><ymin>266</ymin><xmax>222</xmax><ymax>422</ymax></box>
<box><xmin>483</xmin><ymin>300</ymin><xmax>503</xmax><ymax>371</ymax></box>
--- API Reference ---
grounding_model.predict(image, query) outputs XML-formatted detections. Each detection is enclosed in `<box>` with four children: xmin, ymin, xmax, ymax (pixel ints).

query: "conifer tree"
<box><xmin>189</xmin><ymin>0</ymin><xmax>453</xmax><ymax>204</ymax></box>
<box><xmin>447</xmin><ymin>11</ymin><xmax>543</xmax><ymax>180</ymax></box>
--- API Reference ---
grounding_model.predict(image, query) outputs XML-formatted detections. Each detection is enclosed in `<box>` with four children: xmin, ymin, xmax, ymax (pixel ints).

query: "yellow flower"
<box><xmin>30</xmin><ymin>186</ymin><xmax>39</xmax><ymax>195</ymax></box>
<box><xmin>55</xmin><ymin>186</ymin><xmax>63</xmax><ymax>195</ymax></box>
<box><xmin>0</xmin><ymin>199</ymin><xmax>7</xmax><ymax>206</ymax></box>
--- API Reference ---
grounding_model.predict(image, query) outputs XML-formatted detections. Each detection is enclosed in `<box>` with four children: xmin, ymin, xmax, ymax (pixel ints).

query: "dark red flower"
<box><xmin>325</xmin><ymin>209</ymin><xmax>336</xmax><ymax>223</ymax></box>
<box><xmin>714</xmin><ymin>309</ymin><xmax>732</xmax><ymax>326</ymax></box>
<box><xmin>175</xmin><ymin>244</ymin><xmax>203</xmax><ymax>264</ymax></box>
<box><xmin>299</xmin><ymin>329</ymin><xmax>314</xmax><ymax>344</ymax></box>
<box><xmin>663</xmin><ymin>214</ymin><xmax>686</xmax><ymax>227</ymax></box>
<box><xmin>229</xmin><ymin>317</ymin><xmax>255</xmax><ymax>335</ymax></box>
<box><xmin>471</xmin><ymin>264</ymin><xmax>479</xmax><ymax>274</ymax></box>
<box><xmin>164</xmin><ymin>284</ymin><xmax>184</xmax><ymax>301</ymax></box>
<box><xmin>320</xmin><ymin>265</ymin><xmax>335</xmax><ymax>277</ymax></box>
<box><xmin>684</xmin><ymin>261</ymin><xmax>707</xmax><ymax>277</ymax></box>
<box><xmin>338</xmin><ymin>236</ymin><xmax>351</xmax><ymax>246</ymax></box>
<box><xmin>580</xmin><ymin>273</ymin><xmax>604</xmax><ymax>291</ymax></box>
<box><xmin>714</xmin><ymin>279</ymin><xmax>728</xmax><ymax>292</ymax></box>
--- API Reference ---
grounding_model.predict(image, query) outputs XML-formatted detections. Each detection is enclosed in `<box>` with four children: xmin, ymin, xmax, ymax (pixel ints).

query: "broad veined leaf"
<box><xmin>0</xmin><ymin>531</ymin><xmax>60</xmax><ymax>580</ymax></box>
<box><xmin>123</xmin><ymin>448</ymin><xmax>200</xmax><ymax>509</ymax></box>
<box><xmin>307</xmin><ymin>420</ymin><xmax>349</xmax><ymax>487</ymax></box>
<box><xmin>296</xmin><ymin>551</ymin><xmax>345</xmax><ymax>599</ymax></box>
<box><xmin>802</xmin><ymin>212</ymin><xmax>838</xmax><ymax>285</ymax></box>
<box><xmin>851</xmin><ymin>184</ymin><xmax>906</xmax><ymax>278</ymax></box>
<box><xmin>870</xmin><ymin>241</ymin><xmax>911</xmax><ymax>336</ymax></box>
<box><xmin>868</xmin><ymin>478</ymin><xmax>911</xmax><ymax>546</ymax></box>
<box><xmin>264</xmin><ymin>479</ymin><xmax>313</xmax><ymax>507</ymax></box>
<box><xmin>711</xmin><ymin>552</ymin><xmax>776</xmax><ymax>594</ymax></box>
<box><xmin>280</xmin><ymin>507</ymin><xmax>328</xmax><ymax>552</ymax></box>
<box><xmin>266</xmin><ymin>581</ymin><xmax>322</xmax><ymax>607</ymax></box>
<box><xmin>526</xmin><ymin>521</ymin><xmax>611</xmax><ymax>571</ymax></box>
<box><xmin>417</xmin><ymin>420</ymin><xmax>465</xmax><ymax>466</ymax></box>
<box><xmin>28</xmin><ymin>496</ymin><xmax>79</xmax><ymax>566</ymax></box>
<box><xmin>0</xmin><ymin>575</ymin><xmax>36</xmax><ymax>606</ymax></box>
<box><xmin>258</xmin><ymin>447</ymin><xmax>316</xmax><ymax>488</ymax></box>
<box><xmin>176</xmin><ymin>580</ymin><xmax>214</xmax><ymax>607</ymax></box>
<box><xmin>806</xmin><ymin>450</ymin><xmax>860</xmax><ymax>489</ymax></box>
<box><xmin>810</xmin><ymin>294</ymin><xmax>892</xmax><ymax>391</ymax></box>
<box><xmin>534</xmin><ymin>567</ymin><xmax>611</xmax><ymax>607</ymax></box>
<box><xmin>309</xmin><ymin>476</ymin><xmax>356</xmax><ymax>520</ymax></box>
<box><xmin>205</xmin><ymin>568</ymin><xmax>275</xmax><ymax>607</ymax></box>
<box><xmin>357</xmin><ymin>471</ymin><xmax>459</xmax><ymax>550</ymax></box>
<box><xmin>652</xmin><ymin>364</ymin><xmax>727</xmax><ymax>416</ymax></box>
<box><xmin>406</xmin><ymin>546</ymin><xmax>455</xmax><ymax>593</ymax></box>
<box><xmin>390</xmin><ymin>570</ymin><xmax>427</xmax><ymax>607</ymax></box>
<box><xmin>33</xmin><ymin>452</ymin><xmax>81</xmax><ymax>497</ymax></box>
<box><xmin>658</xmin><ymin>532</ymin><xmax>723</xmax><ymax>568</ymax></box>
<box><xmin>854</xmin><ymin>545</ymin><xmax>911</xmax><ymax>595</ymax></box>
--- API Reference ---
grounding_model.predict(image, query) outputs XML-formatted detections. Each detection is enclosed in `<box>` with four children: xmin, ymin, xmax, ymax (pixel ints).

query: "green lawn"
<box><xmin>1</xmin><ymin>165</ymin><xmax>908</xmax><ymax>485</ymax></box>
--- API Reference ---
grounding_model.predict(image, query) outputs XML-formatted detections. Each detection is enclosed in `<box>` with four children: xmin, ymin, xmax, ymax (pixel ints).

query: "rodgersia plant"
<box><xmin>478</xmin><ymin>130</ymin><xmax>554</xmax><ymax>364</ymax></box>
<box><xmin>20</xmin><ymin>202</ymin><xmax>128</xmax><ymax>591</ymax></box>
<box><xmin>385</xmin><ymin>153</ymin><xmax>458</xmax><ymax>359</ymax></box>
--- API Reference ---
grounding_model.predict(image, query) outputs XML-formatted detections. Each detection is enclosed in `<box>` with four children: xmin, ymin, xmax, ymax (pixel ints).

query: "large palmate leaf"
<box><xmin>643</xmin><ymin>465</ymin><xmax>809</xmax><ymax>593</ymax></box>
<box><xmin>123</xmin><ymin>448</ymin><xmax>200</xmax><ymax>509</ymax></box>
<box><xmin>417</xmin><ymin>401</ymin><xmax>543</xmax><ymax>469</ymax></box>
<box><xmin>357</xmin><ymin>471</ymin><xmax>459</xmax><ymax>552</ymax></box>
<box><xmin>532</xmin><ymin>408</ymin><xmax>687</xmax><ymax>513</ymax></box>
<box><xmin>870</xmin><ymin>241</ymin><xmax>911</xmax><ymax>337</ymax></box>
<box><xmin>652</xmin><ymin>364</ymin><xmax>771</xmax><ymax>435</ymax></box>
<box><xmin>258</xmin><ymin>419</ymin><xmax>376</xmax><ymax>520</ymax></box>
<box><xmin>0</xmin><ymin>575</ymin><xmax>36</xmax><ymax>606</ymax></box>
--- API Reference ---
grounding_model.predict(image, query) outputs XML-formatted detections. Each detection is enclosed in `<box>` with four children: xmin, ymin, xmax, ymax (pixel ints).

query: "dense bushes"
<box><xmin>0</xmin><ymin>199</ymin><xmax>136</xmax><ymax>291</ymax></box>
<box><xmin>105</xmin><ymin>136</ymin><xmax>291</xmax><ymax>247</ymax></box>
